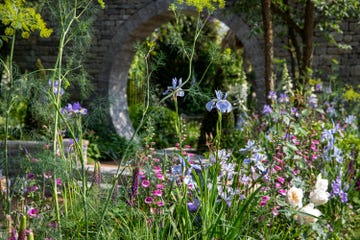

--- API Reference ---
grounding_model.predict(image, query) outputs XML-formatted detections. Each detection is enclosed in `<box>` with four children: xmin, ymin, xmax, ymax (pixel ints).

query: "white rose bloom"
<box><xmin>295</xmin><ymin>203</ymin><xmax>322</xmax><ymax>224</ymax></box>
<box><xmin>314</xmin><ymin>173</ymin><xmax>328</xmax><ymax>192</ymax></box>
<box><xmin>309</xmin><ymin>189</ymin><xmax>330</xmax><ymax>206</ymax></box>
<box><xmin>287</xmin><ymin>186</ymin><xmax>303</xmax><ymax>208</ymax></box>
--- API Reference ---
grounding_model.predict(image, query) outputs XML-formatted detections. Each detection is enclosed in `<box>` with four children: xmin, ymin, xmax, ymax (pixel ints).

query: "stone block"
<box><xmin>350</xmin><ymin>66</ymin><xmax>360</xmax><ymax>77</ymax></box>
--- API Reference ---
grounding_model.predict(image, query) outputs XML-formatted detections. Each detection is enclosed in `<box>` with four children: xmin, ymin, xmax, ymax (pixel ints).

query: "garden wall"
<box><xmin>10</xmin><ymin>0</ymin><xmax>360</xmax><ymax>139</ymax></box>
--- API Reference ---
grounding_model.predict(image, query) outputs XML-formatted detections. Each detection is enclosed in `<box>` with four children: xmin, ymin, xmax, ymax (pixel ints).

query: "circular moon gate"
<box><xmin>102</xmin><ymin>1</ymin><xmax>265</xmax><ymax>139</ymax></box>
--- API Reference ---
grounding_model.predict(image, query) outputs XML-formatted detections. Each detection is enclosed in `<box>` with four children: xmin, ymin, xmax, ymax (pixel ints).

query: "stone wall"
<box><xmin>9</xmin><ymin>0</ymin><xmax>360</xmax><ymax>138</ymax></box>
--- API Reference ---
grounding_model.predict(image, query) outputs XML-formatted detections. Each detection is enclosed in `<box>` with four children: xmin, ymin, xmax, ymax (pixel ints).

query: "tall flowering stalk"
<box><xmin>0</xmin><ymin>0</ymin><xmax>52</xmax><ymax>215</ymax></box>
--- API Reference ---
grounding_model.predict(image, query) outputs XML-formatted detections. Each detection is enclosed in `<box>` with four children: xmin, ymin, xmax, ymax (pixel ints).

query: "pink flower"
<box><xmin>43</xmin><ymin>171</ymin><xmax>53</xmax><ymax>179</ymax></box>
<box><xmin>278</xmin><ymin>189</ymin><xmax>287</xmax><ymax>196</ymax></box>
<box><xmin>156</xmin><ymin>201</ymin><xmax>164</xmax><ymax>207</ymax></box>
<box><xmin>274</xmin><ymin>165</ymin><xmax>282</xmax><ymax>171</ymax></box>
<box><xmin>153</xmin><ymin>158</ymin><xmax>160</xmax><ymax>162</ymax></box>
<box><xmin>260</xmin><ymin>195</ymin><xmax>270</xmax><ymax>206</ymax></box>
<box><xmin>272</xmin><ymin>207</ymin><xmax>279</xmax><ymax>216</ymax></box>
<box><xmin>153</xmin><ymin>189</ymin><xmax>162</xmax><ymax>197</ymax></box>
<box><xmin>56</xmin><ymin>178</ymin><xmax>62</xmax><ymax>186</ymax></box>
<box><xmin>155</xmin><ymin>173</ymin><xmax>165</xmax><ymax>180</ymax></box>
<box><xmin>145</xmin><ymin>197</ymin><xmax>154</xmax><ymax>204</ymax></box>
<box><xmin>153</xmin><ymin>166</ymin><xmax>162</xmax><ymax>174</ymax></box>
<box><xmin>27</xmin><ymin>185</ymin><xmax>39</xmax><ymax>193</ymax></box>
<box><xmin>142</xmin><ymin>180</ymin><xmax>150</xmax><ymax>188</ymax></box>
<box><xmin>275</xmin><ymin>182</ymin><xmax>281</xmax><ymax>189</ymax></box>
<box><xmin>156</xmin><ymin>184</ymin><xmax>164</xmax><ymax>189</ymax></box>
<box><xmin>277</xmin><ymin>176</ymin><xmax>285</xmax><ymax>184</ymax></box>
<box><xmin>27</xmin><ymin>207</ymin><xmax>38</xmax><ymax>218</ymax></box>
<box><xmin>273</xmin><ymin>156</ymin><xmax>283</xmax><ymax>164</ymax></box>
<box><xmin>27</xmin><ymin>173</ymin><xmax>36</xmax><ymax>180</ymax></box>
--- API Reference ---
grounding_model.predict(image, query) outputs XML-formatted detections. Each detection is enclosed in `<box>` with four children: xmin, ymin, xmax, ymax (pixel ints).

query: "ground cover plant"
<box><xmin>1</xmin><ymin>0</ymin><xmax>360</xmax><ymax>239</ymax></box>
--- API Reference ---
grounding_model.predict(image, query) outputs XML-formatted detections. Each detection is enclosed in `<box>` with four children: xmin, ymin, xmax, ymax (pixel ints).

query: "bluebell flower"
<box><xmin>206</xmin><ymin>90</ymin><xmax>232</xmax><ymax>113</ymax></box>
<box><xmin>163</xmin><ymin>77</ymin><xmax>185</xmax><ymax>97</ymax></box>
<box><xmin>262</xmin><ymin>104</ymin><xmax>272</xmax><ymax>115</ymax></box>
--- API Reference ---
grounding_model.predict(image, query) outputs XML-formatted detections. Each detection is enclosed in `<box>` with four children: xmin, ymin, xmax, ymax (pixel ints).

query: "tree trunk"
<box><xmin>301</xmin><ymin>0</ymin><xmax>315</xmax><ymax>82</ymax></box>
<box><xmin>261</xmin><ymin>0</ymin><xmax>274</xmax><ymax>103</ymax></box>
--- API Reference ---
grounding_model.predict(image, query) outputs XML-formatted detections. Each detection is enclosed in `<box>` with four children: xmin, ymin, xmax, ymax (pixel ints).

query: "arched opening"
<box><xmin>102</xmin><ymin>2</ymin><xmax>265</xmax><ymax>140</ymax></box>
<box><xmin>127</xmin><ymin>15</ymin><xmax>251</xmax><ymax>150</ymax></box>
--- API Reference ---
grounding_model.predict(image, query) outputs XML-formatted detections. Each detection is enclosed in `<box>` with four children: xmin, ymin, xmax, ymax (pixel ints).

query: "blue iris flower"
<box><xmin>163</xmin><ymin>77</ymin><xmax>185</xmax><ymax>97</ymax></box>
<box><xmin>206</xmin><ymin>90</ymin><xmax>232</xmax><ymax>113</ymax></box>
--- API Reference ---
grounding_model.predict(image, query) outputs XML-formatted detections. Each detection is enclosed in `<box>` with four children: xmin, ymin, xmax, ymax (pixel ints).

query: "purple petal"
<box><xmin>206</xmin><ymin>100</ymin><xmax>216</xmax><ymax>112</ymax></box>
<box><xmin>215</xmin><ymin>90</ymin><xmax>223</xmax><ymax>100</ymax></box>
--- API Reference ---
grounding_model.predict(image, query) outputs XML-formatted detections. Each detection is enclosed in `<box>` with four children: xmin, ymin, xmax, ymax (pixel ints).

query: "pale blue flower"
<box><xmin>206</xmin><ymin>90</ymin><xmax>232</xmax><ymax>113</ymax></box>
<box><xmin>163</xmin><ymin>77</ymin><xmax>185</xmax><ymax>97</ymax></box>
<box><xmin>239</xmin><ymin>140</ymin><xmax>255</xmax><ymax>152</ymax></box>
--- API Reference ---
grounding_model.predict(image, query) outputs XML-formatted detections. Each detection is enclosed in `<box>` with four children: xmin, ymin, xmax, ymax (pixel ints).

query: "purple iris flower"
<box><xmin>279</xmin><ymin>93</ymin><xmax>289</xmax><ymax>103</ymax></box>
<box><xmin>61</xmin><ymin>102</ymin><xmax>88</xmax><ymax>115</ymax></box>
<box><xmin>315</xmin><ymin>83</ymin><xmax>323</xmax><ymax>92</ymax></box>
<box><xmin>268</xmin><ymin>91</ymin><xmax>277</xmax><ymax>101</ymax></box>
<box><xmin>262</xmin><ymin>104</ymin><xmax>272</xmax><ymax>115</ymax></box>
<box><xmin>331</xmin><ymin>176</ymin><xmax>341</xmax><ymax>195</ymax></box>
<box><xmin>206</xmin><ymin>90</ymin><xmax>232</xmax><ymax>113</ymax></box>
<box><xmin>163</xmin><ymin>77</ymin><xmax>185</xmax><ymax>97</ymax></box>
<box><xmin>333</xmin><ymin>146</ymin><xmax>343</xmax><ymax>163</ymax></box>
<box><xmin>187</xmin><ymin>198</ymin><xmax>200</xmax><ymax>212</ymax></box>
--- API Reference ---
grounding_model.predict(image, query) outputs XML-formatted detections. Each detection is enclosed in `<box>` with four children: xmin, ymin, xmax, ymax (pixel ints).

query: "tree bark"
<box><xmin>301</xmin><ymin>0</ymin><xmax>315</xmax><ymax>82</ymax></box>
<box><xmin>261</xmin><ymin>0</ymin><xmax>274</xmax><ymax>103</ymax></box>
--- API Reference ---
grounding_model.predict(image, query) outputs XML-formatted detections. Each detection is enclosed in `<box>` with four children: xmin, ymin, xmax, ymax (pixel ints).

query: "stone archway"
<box><xmin>102</xmin><ymin>1</ymin><xmax>265</xmax><ymax>139</ymax></box>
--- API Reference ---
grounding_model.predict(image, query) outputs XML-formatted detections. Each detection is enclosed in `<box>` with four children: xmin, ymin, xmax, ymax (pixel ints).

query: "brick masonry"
<box><xmin>11</xmin><ymin>0</ymin><xmax>360</xmax><ymax>138</ymax></box>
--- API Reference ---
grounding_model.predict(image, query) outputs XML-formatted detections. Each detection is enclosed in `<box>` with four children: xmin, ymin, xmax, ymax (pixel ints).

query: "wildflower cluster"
<box><xmin>0</xmin><ymin>0</ymin><xmax>53</xmax><ymax>40</ymax></box>
<box><xmin>176</xmin><ymin>0</ymin><xmax>226</xmax><ymax>11</ymax></box>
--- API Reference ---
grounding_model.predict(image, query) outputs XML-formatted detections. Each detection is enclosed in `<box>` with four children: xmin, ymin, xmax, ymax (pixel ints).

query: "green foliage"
<box><xmin>129</xmin><ymin>104</ymin><xmax>178</xmax><ymax>148</ymax></box>
<box><xmin>86</xmin><ymin>128</ymin><xmax>136</xmax><ymax>161</ymax></box>
<box><xmin>175</xmin><ymin>0</ymin><xmax>226</xmax><ymax>12</ymax></box>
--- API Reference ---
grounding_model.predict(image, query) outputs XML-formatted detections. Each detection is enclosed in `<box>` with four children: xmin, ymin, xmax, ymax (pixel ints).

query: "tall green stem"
<box><xmin>3</xmin><ymin>33</ymin><xmax>16</xmax><ymax>214</ymax></box>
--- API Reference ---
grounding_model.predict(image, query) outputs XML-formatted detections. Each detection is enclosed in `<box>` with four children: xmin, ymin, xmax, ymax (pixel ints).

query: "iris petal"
<box><xmin>206</xmin><ymin>100</ymin><xmax>216</xmax><ymax>112</ymax></box>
